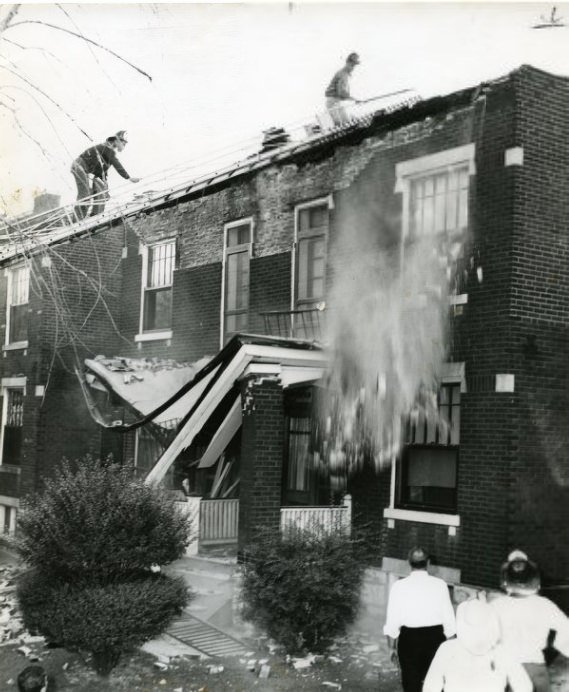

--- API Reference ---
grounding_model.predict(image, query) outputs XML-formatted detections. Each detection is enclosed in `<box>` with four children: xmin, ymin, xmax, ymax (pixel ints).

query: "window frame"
<box><xmin>5</xmin><ymin>264</ymin><xmax>30</xmax><ymax>350</ymax></box>
<box><xmin>0</xmin><ymin>377</ymin><xmax>26</xmax><ymax>467</ymax></box>
<box><xmin>291</xmin><ymin>196</ymin><xmax>333</xmax><ymax>311</ymax></box>
<box><xmin>383</xmin><ymin>364</ymin><xmax>464</xmax><ymax>527</ymax></box>
<box><xmin>136</xmin><ymin>240</ymin><xmax>176</xmax><ymax>342</ymax></box>
<box><xmin>395</xmin><ymin>144</ymin><xmax>475</xmax><ymax>268</ymax></box>
<box><xmin>220</xmin><ymin>217</ymin><xmax>254</xmax><ymax>348</ymax></box>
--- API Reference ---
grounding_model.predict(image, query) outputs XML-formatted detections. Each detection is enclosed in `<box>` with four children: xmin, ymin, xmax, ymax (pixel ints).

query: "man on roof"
<box><xmin>71</xmin><ymin>130</ymin><xmax>140</xmax><ymax>220</ymax></box>
<box><xmin>325</xmin><ymin>52</ymin><xmax>362</xmax><ymax>126</ymax></box>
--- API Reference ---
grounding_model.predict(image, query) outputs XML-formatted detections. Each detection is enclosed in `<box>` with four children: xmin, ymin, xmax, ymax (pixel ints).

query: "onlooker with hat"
<box><xmin>325</xmin><ymin>52</ymin><xmax>361</xmax><ymax>126</ymax></box>
<box><xmin>71</xmin><ymin>130</ymin><xmax>140</xmax><ymax>220</ymax></box>
<box><xmin>491</xmin><ymin>549</ymin><xmax>569</xmax><ymax>692</ymax></box>
<box><xmin>423</xmin><ymin>598</ymin><xmax>532</xmax><ymax>692</ymax></box>
<box><xmin>383</xmin><ymin>546</ymin><xmax>456</xmax><ymax>692</ymax></box>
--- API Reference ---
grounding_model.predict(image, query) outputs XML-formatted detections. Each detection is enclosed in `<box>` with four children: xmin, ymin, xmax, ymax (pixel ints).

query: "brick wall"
<box><xmin>238</xmin><ymin>377</ymin><xmax>285</xmax><ymax>554</ymax></box>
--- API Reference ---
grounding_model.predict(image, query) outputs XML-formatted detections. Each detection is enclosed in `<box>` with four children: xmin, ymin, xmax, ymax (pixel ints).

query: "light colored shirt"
<box><xmin>423</xmin><ymin>639</ymin><xmax>533</xmax><ymax>692</ymax></box>
<box><xmin>491</xmin><ymin>594</ymin><xmax>569</xmax><ymax>664</ymax></box>
<box><xmin>325</xmin><ymin>67</ymin><xmax>352</xmax><ymax>100</ymax></box>
<box><xmin>383</xmin><ymin>570</ymin><xmax>456</xmax><ymax>639</ymax></box>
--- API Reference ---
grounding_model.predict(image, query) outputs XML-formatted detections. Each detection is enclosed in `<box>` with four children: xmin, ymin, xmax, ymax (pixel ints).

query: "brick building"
<box><xmin>1</xmin><ymin>64</ymin><xmax>568</xmax><ymax>590</ymax></box>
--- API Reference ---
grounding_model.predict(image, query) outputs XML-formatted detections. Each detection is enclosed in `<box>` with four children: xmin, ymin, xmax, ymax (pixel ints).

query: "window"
<box><xmin>396</xmin><ymin>144</ymin><xmax>475</xmax><ymax>242</ymax></box>
<box><xmin>1</xmin><ymin>388</ymin><xmax>24</xmax><ymax>466</ymax></box>
<box><xmin>397</xmin><ymin>383</ymin><xmax>461</xmax><ymax>513</ymax></box>
<box><xmin>294</xmin><ymin>202</ymin><xmax>329</xmax><ymax>307</ymax></box>
<box><xmin>222</xmin><ymin>220</ymin><xmax>252</xmax><ymax>344</ymax></box>
<box><xmin>1</xmin><ymin>504</ymin><xmax>17</xmax><ymax>535</ymax></box>
<box><xmin>141</xmin><ymin>241</ymin><xmax>175</xmax><ymax>333</ymax></box>
<box><xmin>409</xmin><ymin>167</ymin><xmax>469</xmax><ymax>239</ymax></box>
<box><xmin>6</xmin><ymin>265</ymin><xmax>29</xmax><ymax>345</ymax></box>
<box><xmin>286</xmin><ymin>416</ymin><xmax>312</xmax><ymax>495</ymax></box>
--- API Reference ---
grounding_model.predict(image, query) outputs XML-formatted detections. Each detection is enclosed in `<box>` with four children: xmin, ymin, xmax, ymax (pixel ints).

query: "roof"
<box><xmin>5</xmin><ymin>64</ymin><xmax>566</xmax><ymax>266</ymax></box>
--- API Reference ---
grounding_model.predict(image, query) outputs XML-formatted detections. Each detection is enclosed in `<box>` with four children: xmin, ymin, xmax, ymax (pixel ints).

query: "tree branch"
<box><xmin>0</xmin><ymin>62</ymin><xmax>92</xmax><ymax>140</ymax></box>
<box><xmin>7</xmin><ymin>19</ymin><xmax>153</xmax><ymax>81</ymax></box>
<box><xmin>0</xmin><ymin>4</ymin><xmax>21</xmax><ymax>35</ymax></box>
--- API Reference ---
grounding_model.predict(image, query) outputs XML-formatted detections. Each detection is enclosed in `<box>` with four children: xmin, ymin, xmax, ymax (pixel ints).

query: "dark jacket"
<box><xmin>76</xmin><ymin>143</ymin><xmax>130</xmax><ymax>180</ymax></box>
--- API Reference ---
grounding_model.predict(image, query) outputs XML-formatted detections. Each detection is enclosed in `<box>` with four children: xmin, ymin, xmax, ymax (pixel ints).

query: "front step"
<box><xmin>167</xmin><ymin>611</ymin><xmax>248</xmax><ymax>657</ymax></box>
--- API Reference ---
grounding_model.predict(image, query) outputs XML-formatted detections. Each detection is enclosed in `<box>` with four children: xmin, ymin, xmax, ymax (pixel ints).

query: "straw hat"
<box><xmin>456</xmin><ymin>599</ymin><xmax>500</xmax><ymax>656</ymax></box>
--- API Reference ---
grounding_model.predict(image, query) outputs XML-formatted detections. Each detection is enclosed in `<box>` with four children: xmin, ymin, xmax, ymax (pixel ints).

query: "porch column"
<box><xmin>238</xmin><ymin>374</ymin><xmax>284</xmax><ymax>556</ymax></box>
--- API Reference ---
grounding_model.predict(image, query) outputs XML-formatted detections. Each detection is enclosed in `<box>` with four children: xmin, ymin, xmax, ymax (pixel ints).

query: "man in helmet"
<box><xmin>71</xmin><ymin>130</ymin><xmax>140</xmax><ymax>220</ymax></box>
<box><xmin>325</xmin><ymin>52</ymin><xmax>362</xmax><ymax>126</ymax></box>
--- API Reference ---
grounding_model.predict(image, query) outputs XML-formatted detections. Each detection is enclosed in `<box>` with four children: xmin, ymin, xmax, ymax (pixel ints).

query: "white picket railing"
<box><xmin>280</xmin><ymin>494</ymin><xmax>352</xmax><ymax>538</ymax></box>
<box><xmin>199</xmin><ymin>498</ymin><xmax>240</xmax><ymax>545</ymax></box>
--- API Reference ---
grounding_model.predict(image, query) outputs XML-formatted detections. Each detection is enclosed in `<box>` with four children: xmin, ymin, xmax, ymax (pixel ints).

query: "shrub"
<box><xmin>17</xmin><ymin>457</ymin><xmax>191</xmax><ymax>582</ymax></box>
<box><xmin>16</xmin><ymin>457</ymin><xmax>192</xmax><ymax>676</ymax></box>
<box><xmin>240</xmin><ymin>527</ymin><xmax>365</xmax><ymax>654</ymax></box>
<box><xmin>18</xmin><ymin>569</ymin><xmax>189</xmax><ymax>676</ymax></box>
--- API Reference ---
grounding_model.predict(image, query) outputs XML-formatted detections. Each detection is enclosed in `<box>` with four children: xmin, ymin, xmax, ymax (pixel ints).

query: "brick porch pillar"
<box><xmin>238</xmin><ymin>374</ymin><xmax>284</xmax><ymax>556</ymax></box>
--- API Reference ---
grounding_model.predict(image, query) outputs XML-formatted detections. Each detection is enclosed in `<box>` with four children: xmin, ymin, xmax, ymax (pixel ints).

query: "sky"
<box><xmin>1</xmin><ymin>1</ymin><xmax>569</xmax><ymax>215</ymax></box>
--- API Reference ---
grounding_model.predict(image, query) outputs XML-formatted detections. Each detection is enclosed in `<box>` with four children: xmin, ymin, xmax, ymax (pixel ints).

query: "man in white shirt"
<box><xmin>383</xmin><ymin>546</ymin><xmax>456</xmax><ymax>692</ymax></box>
<box><xmin>324</xmin><ymin>52</ymin><xmax>361</xmax><ymax>126</ymax></box>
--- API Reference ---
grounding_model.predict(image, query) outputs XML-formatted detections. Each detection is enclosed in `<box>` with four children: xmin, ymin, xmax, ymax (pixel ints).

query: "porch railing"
<box><xmin>280</xmin><ymin>494</ymin><xmax>352</xmax><ymax>537</ymax></box>
<box><xmin>260</xmin><ymin>307</ymin><xmax>326</xmax><ymax>341</ymax></box>
<box><xmin>199</xmin><ymin>498</ymin><xmax>240</xmax><ymax>545</ymax></box>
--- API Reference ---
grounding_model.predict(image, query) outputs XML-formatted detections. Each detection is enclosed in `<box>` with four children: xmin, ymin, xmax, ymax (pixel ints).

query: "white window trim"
<box><xmin>5</xmin><ymin>264</ymin><xmax>30</xmax><ymax>348</ymax></box>
<box><xmin>291</xmin><ymin>195</ymin><xmax>333</xmax><ymax>311</ymax></box>
<box><xmin>0</xmin><ymin>377</ymin><xmax>26</xmax><ymax>467</ymax></box>
<box><xmin>220</xmin><ymin>217</ymin><xmax>255</xmax><ymax>348</ymax></box>
<box><xmin>395</xmin><ymin>144</ymin><xmax>476</xmax><ymax>249</ymax></box>
<box><xmin>138</xmin><ymin>240</ymin><xmax>176</xmax><ymax>339</ymax></box>
<box><xmin>384</xmin><ymin>363</ymin><xmax>464</xmax><ymax>527</ymax></box>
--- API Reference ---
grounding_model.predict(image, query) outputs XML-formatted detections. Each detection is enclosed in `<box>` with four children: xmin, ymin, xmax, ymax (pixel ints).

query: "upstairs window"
<box><xmin>397</xmin><ymin>383</ymin><xmax>461</xmax><ymax>514</ymax></box>
<box><xmin>222</xmin><ymin>219</ymin><xmax>252</xmax><ymax>344</ymax></box>
<box><xmin>409</xmin><ymin>167</ymin><xmax>469</xmax><ymax>239</ymax></box>
<box><xmin>295</xmin><ymin>201</ymin><xmax>329</xmax><ymax>308</ymax></box>
<box><xmin>1</xmin><ymin>388</ymin><xmax>24</xmax><ymax>466</ymax></box>
<box><xmin>7</xmin><ymin>265</ymin><xmax>29</xmax><ymax>345</ymax></box>
<box><xmin>142</xmin><ymin>241</ymin><xmax>175</xmax><ymax>333</ymax></box>
<box><xmin>396</xmin><ymin>144</ymin><xmax>475</xmax><ymax>244</ymax></box>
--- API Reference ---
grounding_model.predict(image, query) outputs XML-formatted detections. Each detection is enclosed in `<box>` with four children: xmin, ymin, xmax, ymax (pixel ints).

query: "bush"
<box><xmin>16</xmin><ymin>457</ymin><xmax>192</xmax><ymax>676</ymax></box>
<box><xmin>240</xmin><ymin>528</ymin><xmax>365</xmax><ymax>654</ymax></box>
<box><xmin>18</xmin><ymin>570</ymin><xmax>189</xmax><ymax>676</ymax></box>
<box><xmin>17</xmin><ymin>457</ymin><xmax>191</xmax><ymax>582</ymax></box>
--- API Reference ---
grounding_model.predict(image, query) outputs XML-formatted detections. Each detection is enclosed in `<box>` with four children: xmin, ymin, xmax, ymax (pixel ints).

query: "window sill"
<box><xmin>383</xmin><ymin>507</ymin><xmax>460</xmax><ymax>527</ymax></box>
<box><xmin>0</xmin><ymin>465</ymin><xmax>21</xmax><ymax>475</ymax></box>
<box><xmin>134</xmin><ymin>330</ymin><xmax>173</xmax><ymax>343</ymax></box>
<box><xmin>3</xmin><ymin>341</ymin><xmax>28</xmax><ymax>351</ymax></box>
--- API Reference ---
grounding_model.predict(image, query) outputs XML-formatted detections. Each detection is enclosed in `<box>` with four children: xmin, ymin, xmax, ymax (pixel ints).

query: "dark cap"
<box><xmin>347</xmin><ymin>52</ymin><xmax>361</xmax><ymax>65</ymax></box>
<box><xmin>501</xmin><ymin>550</ymin><xmax>540</xmax><ymax>596</ymax></box>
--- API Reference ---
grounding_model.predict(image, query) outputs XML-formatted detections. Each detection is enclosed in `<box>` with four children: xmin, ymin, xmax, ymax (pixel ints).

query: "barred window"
<box><xmin>1</xmin><ymin>388</ymin><xmax>24</xmax><ymax>466</ymax></box>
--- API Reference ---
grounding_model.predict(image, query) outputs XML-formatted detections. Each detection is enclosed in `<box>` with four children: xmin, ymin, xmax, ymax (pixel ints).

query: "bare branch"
<box><xmin>1</xmin><ymin>83</ymin><xmax>72</xmax><ymax>155</ymax></box>
<box><xmin>55</xmin><ymin>4</ymin><xmax>121</xmax><ymax>93</ymax></box>
<box><xmin>0</xmin><ymin>4</ymin><xmax>21</xmax><ymax>34</ymax></box>
<box><xmin>7</xmin><ymin>19</ymin><xmax>153</xmax><ymax>82</ymax></box>
<box><xmin>1</xmin><ymin>36</ymin><xmax>67</xmax><ymax>68</ymax></box>
<box><xmin>0</xmin><ymin>62</ymin><xmax>92</xmax><ymax>139</ymax></box>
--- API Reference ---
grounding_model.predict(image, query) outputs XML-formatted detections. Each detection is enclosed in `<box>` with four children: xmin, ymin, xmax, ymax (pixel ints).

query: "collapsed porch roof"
<box><xmin>143</xmin><ymin>336</ymin><xmax>328</xmax><ymax>485</ymax></box>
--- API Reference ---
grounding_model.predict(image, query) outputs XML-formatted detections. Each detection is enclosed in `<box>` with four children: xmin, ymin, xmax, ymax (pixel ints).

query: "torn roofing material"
<box><xmin>84</xmin><ymin>355</ymin><xmax>214</xmax><ymax>427</ymax></box>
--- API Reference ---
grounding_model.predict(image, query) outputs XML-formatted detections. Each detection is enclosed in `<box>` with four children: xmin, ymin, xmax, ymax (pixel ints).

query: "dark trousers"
<box><xmin>397</xmin><ymin>624</ymin><xmax>445</xmax><ymax>692</ymax></box>
<box><xmin>71</xmin><ymin>161</ymin><xmax>109</xmax><ymax>220</ymax></box>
